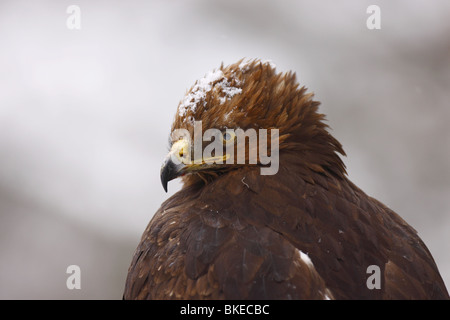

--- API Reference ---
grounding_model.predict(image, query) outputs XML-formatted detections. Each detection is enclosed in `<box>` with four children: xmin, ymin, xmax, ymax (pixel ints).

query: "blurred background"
<box><xmin>0</xmin><ymin>0</ymin><xmax>449</xmax><ymax>299</ymax></box>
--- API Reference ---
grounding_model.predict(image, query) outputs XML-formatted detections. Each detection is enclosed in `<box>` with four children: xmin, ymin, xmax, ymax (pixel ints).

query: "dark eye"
<box><xmin>223</xmin><ymin>133</ymin><xmax>232</xmax><ymax>141</ymax></box>
<box><xmin>221</xmin><ymin>131</ymin><xmax>236</xmax><ymax>144</ymax></box>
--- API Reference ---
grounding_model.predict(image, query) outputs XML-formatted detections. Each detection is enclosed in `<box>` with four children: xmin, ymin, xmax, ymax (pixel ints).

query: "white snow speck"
<box><xmin>223</xmin><ymin>105</ymin><xmax>238</xmax><ymax>121</ymax></box>
<box><xmin>319</xmin><ymin>289</ymin><xmax>334</xmax><ymax>300</ymax></box>
<box><xmin>262</xmin><ymin>59</ymin><xmax>276</xmax><ymax>69</ymax></box>
<box><xmin>178</xmin><ymin>69</ymin><xmax>224</xmax><ymax>117</ymax></box>
<box><xmin>239</xmin><ymin>59</ymin><xmax>276</xmax><ymax>72</ymax></box>
<box><xmin>299</xmin><ymin>250</ymin><xmax>314</xmax><ymax>268</ymax></box>
<box><xmin>218</xmin><ymin>79</ymin><xmax>242</xmax><ymax>104</ymax></box>
<box><xmin>239</xmin><ymin>60</ymin><xmax>252</xmax><ymax>72</ymax></box>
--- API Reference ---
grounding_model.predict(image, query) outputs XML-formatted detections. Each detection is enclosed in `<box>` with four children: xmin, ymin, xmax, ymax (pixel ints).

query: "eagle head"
<box><xmin>160</xmin><ymin>59</ymin><xmax>346</xmax><ymax>192</ymax></box>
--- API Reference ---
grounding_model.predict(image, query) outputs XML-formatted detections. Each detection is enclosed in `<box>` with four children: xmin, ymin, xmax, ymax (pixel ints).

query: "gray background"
<box><xmin>0</xmin><ymin>0</ymin><xmax>449</xmax><ymax>299</ymax></box>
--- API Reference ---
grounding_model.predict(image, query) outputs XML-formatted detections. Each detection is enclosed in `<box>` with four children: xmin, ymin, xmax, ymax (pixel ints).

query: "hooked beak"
<box><xmin>160</xmin><ymin>139</ymin><xmax>190</xmax><ymax>192</ymax></box>
<box><xmin>160</xmin><ymin>138</ymin><xmax>230</xmax><ymax>192</ymax></box>
<box><xmin>160</xmin><ymin>154</ymin><xmax>186</xmax><ymax>193</ymax></box>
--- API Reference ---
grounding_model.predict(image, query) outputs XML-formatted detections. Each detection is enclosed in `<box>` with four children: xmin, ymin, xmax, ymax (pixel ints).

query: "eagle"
<box><xmin>123</xmin><ymin>59</ymin><xmax>449</xmax><ymax>300</ymax></box>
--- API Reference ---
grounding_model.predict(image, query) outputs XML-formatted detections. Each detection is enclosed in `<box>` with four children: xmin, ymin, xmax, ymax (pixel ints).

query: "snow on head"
<box><xmin>262</xmin><ymin>59</ymin><xmax>277</xmax><ymax>69</ymax></box>
<box><xmin>178</xmin><ymin>69</ymin><xmax>224</xmax><ymax>117</ymax></box>
<box><xmin>178</xmin><ymin>68</ymin><xmax>243</xmax><ymax>119</ymax></box>
<box><xmin>239</xmin><ymin>59</ymin><xmax>252</xmax><ymax>72</ymax></box>
<box><xmin>239</xmin><ymin>58</ymin><xmax>276</xmax><ymax>72</ymax></box>
<box><xmin>218</xmin><ymin>79</ymin><xmax>242</xmax><ymax>104</ymax></box>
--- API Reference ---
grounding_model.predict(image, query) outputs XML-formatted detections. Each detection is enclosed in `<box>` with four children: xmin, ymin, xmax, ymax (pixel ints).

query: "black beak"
<box><xmin>160</xmin><ymin>156</ymin><xmax>185</xmax><ymax>192</ymax></box>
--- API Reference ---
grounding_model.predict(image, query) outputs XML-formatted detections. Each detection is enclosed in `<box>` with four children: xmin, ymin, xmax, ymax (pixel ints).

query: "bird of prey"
<box><xmin>123</xmin><ymin>59</ymin><xmax>449</xmax><ymax>300</ymax></box>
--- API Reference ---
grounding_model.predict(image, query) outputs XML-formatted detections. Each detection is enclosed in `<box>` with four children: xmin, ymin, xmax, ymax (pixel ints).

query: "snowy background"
<box><xmin>0</xmin><ymin>0</ymin><xmax>449</xmax><ymax>299</ymax></box>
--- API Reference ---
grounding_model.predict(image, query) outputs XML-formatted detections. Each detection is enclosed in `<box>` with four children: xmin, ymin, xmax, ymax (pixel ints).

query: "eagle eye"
<box><xmin>221</xmin><ymin>131</ymin><xmax>236</xmax><ymax>145</ymax></box>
